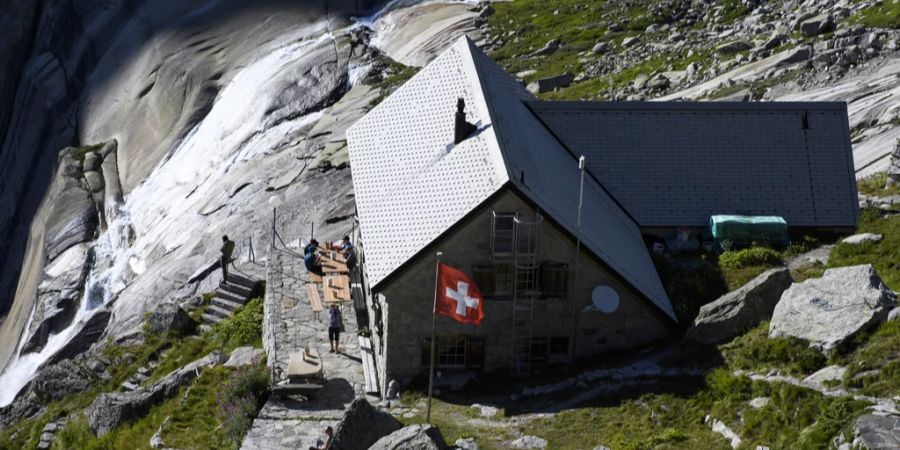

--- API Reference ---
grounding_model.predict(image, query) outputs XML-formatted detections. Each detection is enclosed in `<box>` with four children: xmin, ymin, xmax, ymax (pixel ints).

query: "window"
<box><xmin>472</xmin><ymin>263</ymin><xmax>513</xmax><ymax>299</ymax></box>
<box><xmin>541</xmin><ymin>262</ymin><xmax>569</xmax><ymax>298</ymax></box>
<box><xmin>421</xmin><ymin>336</ymin><xmax>485</xmax><ymax>369</ymax></box>
<box><xmin>529</xmin><ymin>338</ymin><xmax>548</xmax><ymax>365</ymax></box>
<box><xmin>549</xmin><ymin>337</ymin><xmax>570</xmax><ymax>356</ymax></box>
<box><xmin>492</xmin><ymin>212</ymin><xmax>515</xmax><ymax>256</ymax></box>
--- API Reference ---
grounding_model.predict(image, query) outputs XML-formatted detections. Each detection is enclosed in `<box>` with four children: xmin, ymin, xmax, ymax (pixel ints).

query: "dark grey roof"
<box><xmin>528</xmin><ymin>101</ymin><xmax>858</xmax><ymax>228</ymax></box>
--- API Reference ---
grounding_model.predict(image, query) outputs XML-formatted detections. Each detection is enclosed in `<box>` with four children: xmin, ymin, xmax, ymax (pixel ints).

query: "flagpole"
<box><xmin>426</xmin><ymin>251</ymin><xmax>442</xmax><ymax>423</ymax></box>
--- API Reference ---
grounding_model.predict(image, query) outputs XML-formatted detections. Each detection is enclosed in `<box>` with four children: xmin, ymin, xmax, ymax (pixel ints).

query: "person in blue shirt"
<box><xmin>304</xmin><ymin>239</ymin><xmax>323</xmax><ymax>276</ymax></box>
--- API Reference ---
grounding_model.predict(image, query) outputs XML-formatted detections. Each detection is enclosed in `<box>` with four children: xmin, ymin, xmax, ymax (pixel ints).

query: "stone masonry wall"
<box><xmin>374</xmin><ymin>189</ymin><xmax>672</xmax><ymax>389</ymax></box>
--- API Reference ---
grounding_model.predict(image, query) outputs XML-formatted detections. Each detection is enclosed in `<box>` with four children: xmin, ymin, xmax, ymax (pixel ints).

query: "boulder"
<box><xmin>769</xmin><ymin>265</ymin><xmax>898</xmax><ymax>355</ymax></box>
<box><xmin>526</xmin><ymin>73</ymin><xmax>574</xmax><ymax>94</ymax></box>
<box><xmin>622</xmin><ymin>36</ymin><xmax>640</xmax><ymax>47</ymax></box>
<box><xmin>777</xmin><ymin>46</ymin><xmax>812</xmax><ymax>66</ymax></box>
<box><xmin>530</xmin><ymin>39</ymin><xmax>560</xmax><ymax>56</ymax></box>
<box><xmin>802</xmin><ymin>365</ymin><xmax>846</xmax><ymax>389</ymax></box>
<box><xmin>889</xmin><ymin>307</ymin><xmax>900</xmax><ymax>322</ymax></box>
<box><xmin>717</xmin><ymin>40</ymin><xmax>753</xmax><ymax>54</ymax></box>
<box><xmin>852</xmin><ymin>414</ymin><xmax>900</xmax><ymax>449</ymax></box>
<box><xmin>455</xmin><ymin>438</ymin><xmax>479</xmax><ymax>450</ymax></box>
<box><xmin>369</xmin><ymin>424</ymin><xmax>447</xmax><ymax>450</ymax></box>
<box><xmin>842</xmin><ymin>233</ymin><xmax>883</xmax><ymax>245</ymax></box>
<box><xmin>224</xmin><ymin>346</ymin><xmax>265</xmax><ymax>368</ymax></box>
<box><xmin>30</xmin><ymin>359</ymin><xmax>92</xmax><ymax>402</ymax></box>
<box><xmin>510</xmin><ymin>435</ymin><xmax>547</xmax><ymax>449</ymax></box>
<box><xmin>686</xmin><ymin>268</ymin><xmax>793</xmax><ymax>344</ymax></box>
<box><xmin>146</xmin><ymin>302</ymin><xmax>194</xmax><ymax>335</ymax></box>
<box><xmin>87</xmin><ymin>350</ymin><xmax>224</xmax><ymax>436</ymax></box>
<box><xmin>592</xmin><ymin>42</ymin><xmax>609</xmax><ymax>54</ymax></box>
<box><xmin>799</xmin><ymin>14</ymin><xmax>834</xmax><ymax>37</ymax></box>
<box><xmin>887</xmin><ymin>139</ymin><xmax>900</xmax><ymax>186</ymax></box>
<box><xmin>331</xmin><ymin>398</ymin><xmax>402</xmax><ymax>450</ymax></box>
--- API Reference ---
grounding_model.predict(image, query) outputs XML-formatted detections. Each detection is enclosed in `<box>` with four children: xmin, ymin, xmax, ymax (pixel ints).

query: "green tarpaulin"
<box><xmin>710</xmin><ymin>215</ymin><xmax>789</xmax><ymax>248</ymax></box>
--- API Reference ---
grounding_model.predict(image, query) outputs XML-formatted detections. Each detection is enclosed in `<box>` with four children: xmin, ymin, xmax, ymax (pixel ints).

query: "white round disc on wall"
<box><xmin>591</xmin><ymin>285</ymin><xmax>619</xmax><ymax>313</ymax></box>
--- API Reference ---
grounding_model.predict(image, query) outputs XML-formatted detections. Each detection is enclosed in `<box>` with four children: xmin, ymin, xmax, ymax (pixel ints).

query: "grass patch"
<box><xmin>69</xmin><ymin>143</ymin><xmax>104</xmax><ymax>163</ymax></box>
<box><xmin>841</xmin><ymin>320</ymin><xmax>900</xmax><ymax>398</ymax></box>
<box><xmin>852</xmin><ymin>0</ymin><xmax>900</xmax><ymax>29</ymax></box>
<box><xmin>829</xmin><ymin>209</ymin><xmax>900</xmax><ymax>290</ymax></box>
<box><xmin>718</xmin><ymin>247</ymin><xmax>783</xmax><ymax>270</ymax></box>
<box><xmin>396</xmin><ymin>393</ymin><xmax>514</xmax><ymax>450</ymax></box>
<box><xmin>857</xmin><ymin>172</ymin><xmax>900</xmax><ymax>197</ymax></box>
<box><xmin>721</xmin><ymin>322</ymin><xmax>827</xmax><ymax>376</ymax></box>
<box><xmin>367</xmin><ymin>62</ymin><xmax>421</xmax><ymax>109</ymax></box>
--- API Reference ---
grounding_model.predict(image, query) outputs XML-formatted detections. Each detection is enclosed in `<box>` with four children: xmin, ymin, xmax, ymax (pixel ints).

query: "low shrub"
<box><xmin>215</xmin><ymin>297</ymin><xmax>264</xmax><ymax>349</ymax></box>
<box><xmin>216</xmin><ymin>363</ymin><xmax>270</xmax><ymax>447</ymax></box>
<box><xmin>718</xmin><ymin>247</ymin><xmax>783</xmax><ymax>270</ymax></box>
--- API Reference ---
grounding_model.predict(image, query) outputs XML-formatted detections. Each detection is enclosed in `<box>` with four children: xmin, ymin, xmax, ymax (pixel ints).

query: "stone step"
<box><xmin>206</xmin><ymin>304</ymin><xmax>232</xmax><ymax>319</ymax></box>
<box><xmin>225</xmin><ymin>273</ymin><xmax>257</xmax><ymax>290</ymax></box>
<box><xmin>202</xmin><ymin>312</ymin><xmax>225</xmax><ymax>325</ymax></box>
<box><xmin>212</xmin><ymin>297</ymin><xmax>244</xmax><ymax>312</ymax></box>
<box><xmin>214</xmin><ymin>289</ymin><xmax>247</xmax><ymax>304</ymax></box>
<box><xmin>219</xmin><ymin>282</ymin><xmax>253</xmax><ymax>298</ymax></box>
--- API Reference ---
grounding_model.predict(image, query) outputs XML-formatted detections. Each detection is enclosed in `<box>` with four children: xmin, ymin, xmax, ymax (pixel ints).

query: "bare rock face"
<box><xmin>853</xmin><ymin>414</ymin><xmax>900</xmax><ymax>449</ymax></box>
<box><xmin>331</xmin><ymin>398</ymin><xmax>403</xmax><ymax>450</ymax></box>
<box><xmin>369</xmin><ymin>424</ymin><xmax>447</xmax><ymax>450</ymax></box>
<box><xmin>888</xmin><ymin>139</ymin><xmax>900</xmax><ymax>186</ymax></box>
<box><xmin>686</xmin><ymin>268</ymin><xmax>793</xmax><ymax>345</ymax></box>
<box><xmin>769</xmin><ymin>265</ymin><xmax>898</xmax><ymax>354</ymax></box>
<box><xmin>87</xmin><ymin>350</ymin><xmax>225</xmax><ymax>436</ymax></box>
<box><xmin>47</xmin><ymin>307</ymin><xmax>111</xmax><ymax>366</ymax></box>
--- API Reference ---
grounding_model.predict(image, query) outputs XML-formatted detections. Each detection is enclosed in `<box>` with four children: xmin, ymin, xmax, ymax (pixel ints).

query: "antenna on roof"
<box><xmin>454</xmin><ymin>98</ymin><xmax>478</xmax><ymax>145</ymax></box>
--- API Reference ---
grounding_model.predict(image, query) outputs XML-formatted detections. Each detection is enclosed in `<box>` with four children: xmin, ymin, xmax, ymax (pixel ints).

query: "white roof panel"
<box><xmin>348</xmin><ymin>37</ymin><xmax>676</xmax><ymax>322</ymax></box>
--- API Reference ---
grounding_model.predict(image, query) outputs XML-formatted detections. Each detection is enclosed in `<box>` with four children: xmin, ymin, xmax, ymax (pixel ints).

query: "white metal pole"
<box><xmin>572</xmin><ymin>156</ymin><xmax>586</xmax><ymax>359</ymax></box>
<box><xmin>426</xmin><ymin>251</ymin><xmax>442</xmax><ymax>423</ymax></box>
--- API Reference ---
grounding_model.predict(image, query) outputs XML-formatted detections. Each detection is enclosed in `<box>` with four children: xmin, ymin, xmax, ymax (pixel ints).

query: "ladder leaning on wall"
<box><xmin>511</xmin><ymin>213</ymin><xmax>542</xmax><ymax>377</ymax></box>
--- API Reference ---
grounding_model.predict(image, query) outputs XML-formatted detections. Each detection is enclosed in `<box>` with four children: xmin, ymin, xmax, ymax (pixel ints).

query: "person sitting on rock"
<box><xmin>220</xmin><ymin>235</ymin><xmax>235</xmax><ymax>282</ymax></box>
<box><xmin>304</xmin><ymin>239</ymin><xmax>324</xmax><ymax>276</ymax></box>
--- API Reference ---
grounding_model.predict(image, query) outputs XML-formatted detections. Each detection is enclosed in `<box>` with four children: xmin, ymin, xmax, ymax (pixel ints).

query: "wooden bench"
<box><xmin>306</xmin><ymin>284</ymin><xmax>323</xmax><ymax>318</ymax></box>
<box><xmin>287</xmin><ymin>348</ymin><xmax>324</xmax><ymax>380</ymax></box>
<box><xmin>359</xmin><ymin>336</ymin><xmax>379</xmax><ymax>395</ymax></box>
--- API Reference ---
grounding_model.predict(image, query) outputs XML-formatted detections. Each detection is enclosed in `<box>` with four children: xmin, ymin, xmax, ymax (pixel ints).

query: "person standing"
<box><xmin>328</xmin><ymin>304</ymin><xmax>343</xmax><ymax>354</ymax></box>
<box><xmin>220</xmin><ymin>235</ymin><xmax>235</xmax><ymax>282</ymax></box>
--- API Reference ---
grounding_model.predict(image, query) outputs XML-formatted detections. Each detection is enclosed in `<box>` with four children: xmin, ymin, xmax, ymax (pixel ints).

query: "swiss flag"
<box><xmin>435</xmin><ymin>263</ymin><xmax>484</xmax><ymax>325</ymax></box>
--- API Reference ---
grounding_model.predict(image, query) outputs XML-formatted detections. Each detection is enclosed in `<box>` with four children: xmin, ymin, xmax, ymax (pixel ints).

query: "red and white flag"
<box><xmin>435</xmin><ymin>263</ymin><xmax>484</xmax><ymax>325</ymax></box>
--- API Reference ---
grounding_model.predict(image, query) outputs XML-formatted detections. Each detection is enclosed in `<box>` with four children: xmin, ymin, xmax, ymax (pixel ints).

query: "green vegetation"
<box><xmin>852</xmin><ymin>0</ymin><xmax>900</xmax><ymax>29</ymax></box>
<box><xmin>840</xmin><ymin>320</ymin><xmax>900</xmax><ymax>397</ymax></box>
<box><xmin>653</xmin><ymin>254</ymin><xmax>729</xmax><ymax>324</ymax></box>
<box><xmin>0</xmin><ymin>297</ymin><xmax>268</xmax><ymax>450</ymax></box>
<box><xmin>721</xmin><ymin>322</ymin><xmax>826</xmax><ymax>376</ymax></box>
<box><xmin>856</xmin><ymin>172</ymin><xmax>900</xmax><ymax>197</ymax></box>
<box><xmin>830</xmin><ymin>209</ymin><xmax>900</xmax><ymax>290</ymax></box>
<box><xmin>718</xmin><ymin>247</ymin><xmax>783</xmax><ymax>271</ymax></box>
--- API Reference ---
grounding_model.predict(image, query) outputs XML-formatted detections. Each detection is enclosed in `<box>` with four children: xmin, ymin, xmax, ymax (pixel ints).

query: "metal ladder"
<box><xmin>511</xmin><ymin>213</ymin><xmax>542</xmax><ymax>377</ymax></box>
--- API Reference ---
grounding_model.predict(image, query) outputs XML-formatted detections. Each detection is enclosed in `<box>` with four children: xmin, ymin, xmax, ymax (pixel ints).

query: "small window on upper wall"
<box><xmin>491</xmin><ymin>212</ymin><xmax>516</xmax><ymax>257</ymax></box>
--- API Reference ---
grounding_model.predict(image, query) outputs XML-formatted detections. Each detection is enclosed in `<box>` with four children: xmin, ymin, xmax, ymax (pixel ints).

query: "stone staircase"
<box><xmin>200</xmin><ymin>273</ymin><xmax>259</xmax><ymax>330</ymax></box>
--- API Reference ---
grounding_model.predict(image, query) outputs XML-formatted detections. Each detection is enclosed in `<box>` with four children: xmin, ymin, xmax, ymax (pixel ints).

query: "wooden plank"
<box><xmin>358</xmin><ymin>336</ymin><xmax>378</xmax><ymax>394</ymax></box>
<box><xmin>309</xmin><ymin>271</ymin><xmax>323</xmax><ymax>284</ymax></box>
<box><xmin>306</xmin><ymin>284</ymin><xmax>323</xmax><ymax>312</ymax></box>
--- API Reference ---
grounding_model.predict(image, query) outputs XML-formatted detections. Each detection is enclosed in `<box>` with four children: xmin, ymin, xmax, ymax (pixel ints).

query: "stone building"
<box><xmin>346</xmin><ymin>37</ymin><xmax>856</xmax><ymax>393</ymax></box>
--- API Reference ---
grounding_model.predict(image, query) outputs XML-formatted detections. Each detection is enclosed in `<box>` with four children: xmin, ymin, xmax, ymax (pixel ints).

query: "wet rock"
<box><xmin>331</xmin><ymin>398</ymin><xmax>403</xmax><ymax>450</ymax></box>
<box><xmin>87</xmin><ymin>350</ymin><xmax>224</xmax><ymax>436</ymax></box>
<box><xmin>146</xmin><ymin>302</ymin><xmax>194</xmax><ymax>336</ymax></box>
<box><xmin>369</xmin><ymin>424</ymin><xmax>447</xmax><ymax>450</ymax></box>
<box><xmin>686</xmin><ymin>268</ymin><xmax>793</xmax><ymax>344</ymax></box>
<box><xmin>526</xmin><ymin>73</ymin><xmax>574</xmax><ymax>94</ymax></box>
<box><xmin>853</xmin><ymin>414</ymin><xmax>900</xmax><ymax>449</ymax></box>
<box><xmin>224</xmin><ymin>346</ymin><xmax>265</xmax><ymax>367</ymax></box>
<box><xmin>84</xmin><ymin>171</ymin><xmax>104</xmax><ymax>193</ymax></box>
<box><xmin>47</xmin><ymin>307</ymin><xmax>111</xmax><ymax>365</ymax></box>
<box><xmin>30</xmin><ymin>359</ymin><xmax>91</xmax><ymax>402</ymax></box>
<box><xmin>769</xmin><ymin>265</ymin><xmax>898</xmax><ymax>355</ymax></box>
<box><xmin>842</xmin><ymin>233</ymin><xmax>883</xmax><ymax>245</ymax></box>
<box><xmin>45</xmin><ymin>166</ymin><xmax>98</xmax><ymax>261</ymax></box>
